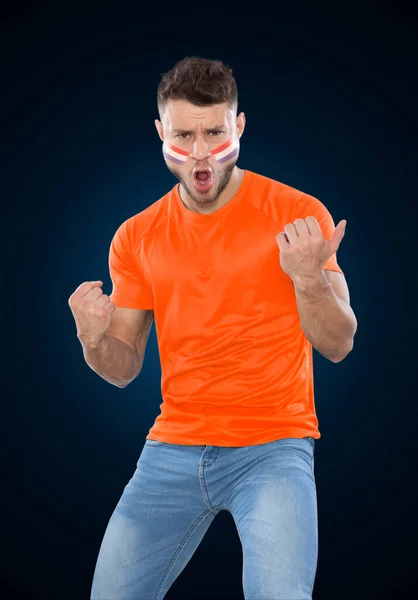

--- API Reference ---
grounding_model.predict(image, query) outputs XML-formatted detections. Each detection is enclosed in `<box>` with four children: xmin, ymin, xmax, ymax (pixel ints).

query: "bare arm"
<box><xmin>79</xmin><ymin>307</ymin><xmax>154</xmax><ymax>388</ymax></box>
<box><xmin>293</xmin><ymin>270</ymin><xmax>357</xmax><ymax>363</ymax></box>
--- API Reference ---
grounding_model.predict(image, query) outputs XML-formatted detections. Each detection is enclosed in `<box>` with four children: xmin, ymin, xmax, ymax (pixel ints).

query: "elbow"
<box><xmin>112</xmin><ymin>374</ymin><xmax>138</xmax><ymax>388</ymax></box>
<box><xmin>331</xmin><ymin>312</ymin><xmax>357</xmax><ymax>363</ymax></box>
<box><xmin>108</xmin><ymin>379</ymin><xmax>129</xmax><ymax>388</ymax></box>
<box><xmin>115</xmin><ymin>377</ymin><xmax>136</xmax><ymax>388</ymax></box>
<box><xmin>116</xmin><ymin>368</ymin><xmax>142</xmax><ymax>388</ymax></box>
<box><xmin>330</xmin><ymin>339</ymin><xmax>354</xmax><ymax>363</ymax></box>
<box><xmin>116</xmin><ymin>356</ymin><xmax>144</xmax><ymax>388</ymax></box>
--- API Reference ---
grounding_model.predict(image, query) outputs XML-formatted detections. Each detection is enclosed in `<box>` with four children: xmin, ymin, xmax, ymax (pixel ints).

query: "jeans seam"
<box><xmin>307</xmin><ymin>498</ymin><xmax>319</xmax><ymax>596</ymax></box>
<box><xmin>153</xmin><ymin>510</ymin><xmax>213</xmax><ymax>600</ymax></box>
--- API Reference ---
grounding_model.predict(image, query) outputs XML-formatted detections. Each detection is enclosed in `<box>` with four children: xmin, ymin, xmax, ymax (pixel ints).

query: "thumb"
<box><xmin>90</xmin><ymin>280</ymin><xmax>103</xmax><ymax>286</ymax></box>
<box><xmin>328</xmin><ymin>220</ymin><xmax>346</xmax><ymax>254</ymax></box>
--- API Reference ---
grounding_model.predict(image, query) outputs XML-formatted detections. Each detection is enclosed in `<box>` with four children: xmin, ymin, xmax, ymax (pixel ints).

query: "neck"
<box><xmin>179</xmin><ymin>167</ymin><xmax>244</xmax><ymax>215</ymax></box>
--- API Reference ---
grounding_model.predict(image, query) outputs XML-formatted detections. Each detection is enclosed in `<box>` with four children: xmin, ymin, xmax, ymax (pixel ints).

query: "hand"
<box><xmin>276</xmin><ymin>216</ymin><xmax>346</xmax><ymax>282</ymax></box>
<box><xmin>68</xmin><ymin>280</ymin><xmax>115</xmax><ymax>348</ymax></box>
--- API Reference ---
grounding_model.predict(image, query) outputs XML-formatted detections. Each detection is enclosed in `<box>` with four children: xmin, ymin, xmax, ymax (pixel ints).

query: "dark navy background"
<box><xmin>2</xmin><ymin>1</ymin><xmax>417</xmax><ymax>598</ymax></box>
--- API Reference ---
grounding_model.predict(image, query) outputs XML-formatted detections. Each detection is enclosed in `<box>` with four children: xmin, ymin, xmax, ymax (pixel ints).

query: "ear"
<box><xmin>237</xmin><ymin>112</ymin><xmax>246</xmax><ymax>139</ymax></box>
<box><xmin>155</xmin><ymin>119</ymin><xmax>164</xmax><ymax>142</ymax></box>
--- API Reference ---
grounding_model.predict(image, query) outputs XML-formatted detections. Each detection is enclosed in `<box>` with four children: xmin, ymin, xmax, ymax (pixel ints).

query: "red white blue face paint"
<box><xmin>163</xmin><ymin>142</ymin><xmax>189</xmax><ymax>165</ymax></box>
<box><xmin>210</xmin><ymin>138</ymin><xmax>239</xmax><ymax>163</ymax></box>
<box><xmin>163</xmin><ymin>138</ymin><xmax>239</xmax><ymax>165</ymax></box>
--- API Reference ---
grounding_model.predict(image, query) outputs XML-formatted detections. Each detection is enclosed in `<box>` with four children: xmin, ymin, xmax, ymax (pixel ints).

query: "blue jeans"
<box><xmin>90</xmin><ymin>436</ymin><xmax>318</xmax><ymax>599</ymax></box>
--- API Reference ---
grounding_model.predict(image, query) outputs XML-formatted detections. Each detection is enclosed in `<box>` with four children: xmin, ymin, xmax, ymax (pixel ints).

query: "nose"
<box><xmin>190</xmin><ymin>135</ymin><xmax>211</xmax><ymax>161</ymax></box>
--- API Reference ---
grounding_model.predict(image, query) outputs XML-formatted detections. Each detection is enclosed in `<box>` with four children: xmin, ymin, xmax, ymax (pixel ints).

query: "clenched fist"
<box><xmin>276</xmin><ymin>216</ymin><xmax>346</xmax><ymax>282</ymax></box>
<box><xmin>68</xmin><ymin>280</ymin><xmax>115</xmax><ymax>349</ymax></box>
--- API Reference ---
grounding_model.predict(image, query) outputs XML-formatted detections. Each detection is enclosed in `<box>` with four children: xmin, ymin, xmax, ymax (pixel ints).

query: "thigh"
<box><xmin>230</xmin><ymin>437</ymin><xmax>318</xmax><ymax>600</ymax></box>
<box><xmin>90</xmin><ymin>440</ymin><xmax>215</xmax><ymax>600</ymax></box>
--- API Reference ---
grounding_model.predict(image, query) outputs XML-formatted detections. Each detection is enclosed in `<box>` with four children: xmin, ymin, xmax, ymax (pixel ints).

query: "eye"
<box><xmin>208</xmin><ymin>130</ymin><xmax>223</xmax><ymax>136</ymax></box>
<box><xmin>176</xmin><ymin>133</ymin><xmax>190</xmax><ymax>140</ymax></box>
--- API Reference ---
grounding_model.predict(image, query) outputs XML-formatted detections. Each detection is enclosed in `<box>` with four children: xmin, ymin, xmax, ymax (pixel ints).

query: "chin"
<box><xmin>167</xmin><ymin>160</ymin><xmax>236</xmax><ymax>205</ymax></box>
<box><xmin>192</xmin><ymin>189</ymin><xmax>219</xmax><ymax>204</ymax></box>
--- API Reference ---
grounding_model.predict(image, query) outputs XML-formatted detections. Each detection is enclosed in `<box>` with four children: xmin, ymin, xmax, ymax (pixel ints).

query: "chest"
<box><xmin>145</xmin><ymin>212</ymin><xmax>295</xmax><ymax>313</ymax></box>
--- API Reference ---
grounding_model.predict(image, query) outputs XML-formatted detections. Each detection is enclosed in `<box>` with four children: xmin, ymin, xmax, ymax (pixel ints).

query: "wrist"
<box><xmin>292</xmin><ymin>270</ymin><xmax>330</xmax><ymax>293</ymax></box>
<box><xmin>78</xmin><ymin>333</ymin><xmax>107</xmax><ymax>351</ymax></box>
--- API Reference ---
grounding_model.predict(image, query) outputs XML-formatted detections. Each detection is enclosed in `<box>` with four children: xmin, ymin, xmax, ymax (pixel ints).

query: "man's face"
<box><xmin>155</xmin><ymin>100</ymin><xmax>245</xmax><ymax>205</ymax></box>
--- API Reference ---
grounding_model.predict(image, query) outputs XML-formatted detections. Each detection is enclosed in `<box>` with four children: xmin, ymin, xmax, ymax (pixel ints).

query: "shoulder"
<box><xmin>114</xmin><ymin>189</ymin><xmax>172</xmax><ymax>248</ymax></box>
<box><xmin>246</xmin><ymin>170</ymin><xmax>310</xmax><ymax>223</ymax></box>
<box><xmin>248</xmin><ymin>171</ymin><xmax>333</xmax><ymax>218</ymax></box>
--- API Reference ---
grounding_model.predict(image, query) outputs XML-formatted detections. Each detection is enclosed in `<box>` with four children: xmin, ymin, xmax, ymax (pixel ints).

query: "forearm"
<box><xmin>293</xmin><ymin>270</ymin><xmax>357</xmax><ymax>362</ymax></box>
<box><xmin>79</xmin><ymin>334</ymin><xmax>140</xmax><ymax>388</ymax></box>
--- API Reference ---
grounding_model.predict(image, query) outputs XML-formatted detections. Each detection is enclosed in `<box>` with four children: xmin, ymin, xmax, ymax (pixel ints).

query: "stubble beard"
<box><xmin>167</xmin><ymin>160</ymin><xmax>237</xmax><ymax>206</ymax></box>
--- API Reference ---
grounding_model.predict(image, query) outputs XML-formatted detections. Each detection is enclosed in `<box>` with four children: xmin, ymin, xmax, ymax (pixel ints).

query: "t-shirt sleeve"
<box><xmin>294</xmin><ymin>193</ymin><xmax>344</xmax><ymax>275</ymax></box>
<box><xmin>108</xmin><ymin>219</ymin><xmax>154</xmax><ymax>310</ymax></box>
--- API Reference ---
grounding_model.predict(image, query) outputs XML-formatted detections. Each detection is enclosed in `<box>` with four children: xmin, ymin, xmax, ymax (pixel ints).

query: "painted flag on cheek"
<box><xmin>162</xmin><ymin>138</ymin><xmax>239</xmax><ymax>165</ymax></box>
<box><xmin>163</xmin><ymin>142</ymin><xmax>189</xmax><ymax>165</ymax></box>
<box><xmin>211</xmin><ymin>139</ymin><xmax>239</xmax><ymax>163</ymax></box>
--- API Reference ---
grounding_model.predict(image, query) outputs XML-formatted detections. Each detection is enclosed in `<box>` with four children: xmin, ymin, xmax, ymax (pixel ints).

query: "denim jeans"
<box><xmin>90</xmin><ymin>436</ymin><xmax>318</xmax><ymax>600</ymax></box>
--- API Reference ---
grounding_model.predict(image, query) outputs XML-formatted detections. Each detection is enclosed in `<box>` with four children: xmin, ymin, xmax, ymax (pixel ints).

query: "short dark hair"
<box><xmin>157</xmin><ymin>56</ymin><xmax>238</xmax><ymax>116</ymax></box>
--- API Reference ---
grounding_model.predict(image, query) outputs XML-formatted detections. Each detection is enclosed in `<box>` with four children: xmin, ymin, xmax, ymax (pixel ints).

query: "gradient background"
<box><xmin>2</xmin><ymin>1</ymin><xmax>418</xmax><ymax>599</ymax></box>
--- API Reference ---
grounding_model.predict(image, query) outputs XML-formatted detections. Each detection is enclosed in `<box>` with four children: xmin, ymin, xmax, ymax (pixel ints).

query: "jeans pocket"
<box><xmin>303</xmin><ymin>436</ymin><xmax>315</xmax><ymax>450</ymax></box>
<box><xmin>303</xmin><ymin>437</ymin><xmax>315</xmax><ymax>476</ymax></box>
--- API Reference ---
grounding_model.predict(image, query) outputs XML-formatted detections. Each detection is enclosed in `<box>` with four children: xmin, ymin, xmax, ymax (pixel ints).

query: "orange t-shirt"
<box><xmin>109</xmin><ymin>170</ymin><xmax>344</xmax><ymax>446</ymax></box>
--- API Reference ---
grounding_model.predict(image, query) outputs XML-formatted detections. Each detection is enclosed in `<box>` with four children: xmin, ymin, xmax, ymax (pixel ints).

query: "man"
<box><xmin>69</xmin><ymin>56</ymin><xmax>357</xmax><ymax>600</ymax></box>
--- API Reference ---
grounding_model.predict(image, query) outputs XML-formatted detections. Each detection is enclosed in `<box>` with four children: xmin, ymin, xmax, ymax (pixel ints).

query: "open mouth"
<box><xmin>194</xmin><ymin>169</ymin><xmax>212</xmax><ymax>190</ymax></box>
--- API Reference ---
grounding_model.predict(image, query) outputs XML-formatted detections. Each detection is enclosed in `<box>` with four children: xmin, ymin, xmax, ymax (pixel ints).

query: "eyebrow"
<box><xmin>172</xmin><ymin>126</ymin><xmax>225</xmax><ymax>134</ymax></box>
